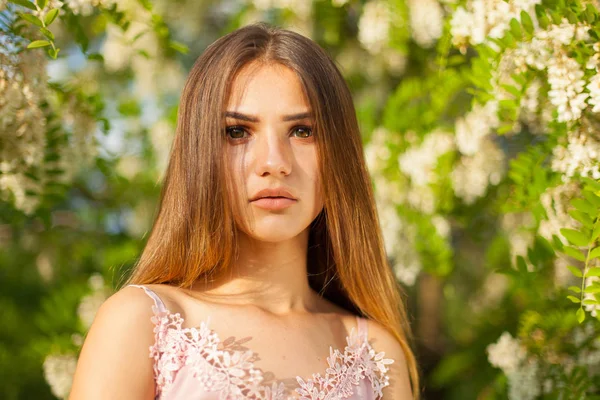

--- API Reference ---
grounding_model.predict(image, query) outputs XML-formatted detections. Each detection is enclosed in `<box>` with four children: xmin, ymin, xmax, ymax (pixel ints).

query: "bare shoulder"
<box><xmin>69</xmin><ymin>285</ymin><xmax>159</xmax><ymax>400</ymax></box>
<box><xmin>365</xmin><ymin>319</ymin><xmax>414</xmax><ymax>399</ymax></box>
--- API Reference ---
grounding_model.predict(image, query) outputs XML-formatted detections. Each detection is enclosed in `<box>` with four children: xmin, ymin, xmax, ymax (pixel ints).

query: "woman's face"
<box><xmin>224</xmin><ymin>62</ymin><xmax>324</xmax><ymax>243</ymax></box>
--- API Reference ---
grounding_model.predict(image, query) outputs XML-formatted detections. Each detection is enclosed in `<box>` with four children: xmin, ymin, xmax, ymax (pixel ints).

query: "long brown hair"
<box><xmin>124</xmin><ymin>22</ymin><xmax>420</xmax><ymax>398</ymax></box>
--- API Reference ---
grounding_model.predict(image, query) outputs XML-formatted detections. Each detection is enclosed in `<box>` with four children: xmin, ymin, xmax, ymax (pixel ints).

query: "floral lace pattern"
<box><xmin>131</xmin><ymin>285</ymin><xmax>394</xmax><ymax>400</ymax></box>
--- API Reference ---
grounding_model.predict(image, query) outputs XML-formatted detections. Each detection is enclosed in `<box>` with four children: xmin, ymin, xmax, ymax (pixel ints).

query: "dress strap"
<box><xmin>355</xmin><ymin>315</ymin><xmax>368</xmax><ymax>340</ymax></box>
<box><xmin>128</xmin><ymin>284</ymin><xmax>167</xmax><ymax>313</ymax></box>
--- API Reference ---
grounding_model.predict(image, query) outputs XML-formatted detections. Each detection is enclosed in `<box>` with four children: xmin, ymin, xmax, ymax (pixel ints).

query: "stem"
<box><xmin>580</xmin><ymin>216</ymin><xmax>600</xmax><ymax>306</ymax></box>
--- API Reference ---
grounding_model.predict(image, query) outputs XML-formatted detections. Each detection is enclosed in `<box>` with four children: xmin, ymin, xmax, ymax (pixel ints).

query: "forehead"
<box><xmin>226</xmin><ymin>62</ymin><xmax>310</xmax><ymax>112</ymax></box>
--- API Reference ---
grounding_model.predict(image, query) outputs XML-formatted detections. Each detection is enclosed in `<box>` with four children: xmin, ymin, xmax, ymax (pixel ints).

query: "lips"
<box><xmin>250</xmin><ymin>187</ymin><xmax>297</xmax><ymax>202</ymax></box>
<box><xmin>250</xmin><ymin>196</ymin><xmax>297</xmax><ymax>210</ymax></box>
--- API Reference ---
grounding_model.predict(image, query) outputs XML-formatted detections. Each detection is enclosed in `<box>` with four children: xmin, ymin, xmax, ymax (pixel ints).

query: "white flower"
<box><xmin>88</xmin><ymin>273</ymin><xmax>104</xmax><ymax>292</ymax></box>
<box><xmin>537</xmin><ymin>181</ymin><xmax>580</xmax><ymax>243</ymax></box>
<box><xmin>487</xmin><ymin>332</ymin><xmax>527</xmax><ymax>374</ymax></box>
<box><xmin>398</xmin><ymin>130</ymin><xmax>455</xmax><ymax>186</ymax></box>
<box><xmin>358</xmin><ymin>1</ymin><xmax>391</xmax><ymax>54</ymax></box>
<box><xmin>64</xmin><ymin>0</ymin><xmax>116</xmax><ymax>15</ymax></box>
<box><xmin>365</xmin><ymin>127</ymin><xmax>395</xmax><ymax>174</ymax></box>
<box><xmin>507</xmin><ymin>360</ymin><xmax>541</xmax><ymax>400</ymax></box>
<box><xmin>550</xmin><ymin>122</ymin><xmax>600</xmax><ymax>180</ymax></box>
<box><xmin>583</xmin><ymin>276</ymin><xmax>600</xmax><ymax>317</ymax></box>
<box><xmin>547</xmin><ymin>52</ymin><xmax>589</xmax><ymax>123</ymax></box>
<box><xmin>451</xmin><ymin>138</ymin><xmax>505</xmax><ymax>204</ymax></box>
<box><xmin>77</xmin><ymin>277</ymin><xmax>108</xmax><ymax>329</ymax></box>
<box><xmin>470</xmin><ymin>274</ymin><xmax>509</xmax><ymax>314</ymax></box>
<box><xmin>431</xmin><ymin>215</ymin><xmax>451</xmax><ymax>238</ymax></box>
<box><xmin>587</xmin><ymin>73</ymin><xmax>600</xmax><ymax>113</ymax></box>
<box><xmin>454</xmin><ymin>100</ymin><xmax>499</xmax><ymax>155</ymax></box>
<box><xmin>408</xmin><ymin>0</ymin><xmax>444</xmax><ymax>48</ymax></box>
<box><xmin>393</xmin><ymin>257</ymin><xmax>422</xmax><ymax>286</ymax></box>
<box><xmin>449</xmin><ymin>0</ymin><xmax>542</xmax><ymax>49</ymax></box>
<box><xmin>43</xmin><ymin>353</ymin><xmax>78</xmax><ymax>399</ymax></box>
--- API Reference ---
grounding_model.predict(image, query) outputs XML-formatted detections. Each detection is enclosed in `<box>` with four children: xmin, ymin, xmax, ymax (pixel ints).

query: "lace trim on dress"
<box><xmin>128</xmin><ymin>284</ymin><xmax>394</xmax><ymax>400</ymax></box>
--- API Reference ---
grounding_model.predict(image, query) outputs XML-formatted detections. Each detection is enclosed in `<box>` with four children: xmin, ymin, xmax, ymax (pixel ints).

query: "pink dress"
<box><xmin>129</xmin><ymin>284</ymin><xmax>395</xmax><ymax>399</ymax></box>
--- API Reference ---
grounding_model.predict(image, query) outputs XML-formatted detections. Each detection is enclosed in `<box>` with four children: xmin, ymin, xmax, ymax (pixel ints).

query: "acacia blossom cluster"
<box><xmin>77</xmin><ymin>273</ymin><xmax>107</xmax><ymax>329</ymax></box>
<box><xmin>365</xmin><ymin>127</ymin><xmax>423</xmax><ymax>286</ymax></box>
<box><xmin>454</xmin><ymin>100</ymin><xmax>499</xmax><ymax>155</ymax></box>
<box><xmin>487</xmin><ymin>332</ymin><xmax>541</xmax><ymax>400</ymax></box>
<box><xmin>502</xmin><ymin>212</ymin><xmax>535</xmax><ymax>268</ymax></box>
<box><xmin>63</xmin><ymin>0</ymin><xmax>116</xmax><ymax>15</ymax></box>
<box><xmin>449</xmin><ymin>0</ymin><xmax>542</xmax><ymax>52</ymax></box>
<box><xmin>1</xmin><ymin>40</ymin><xmax>48</xmax><ymax>214</ymax></box>
<box><xmin>43</xmin><ymin>353</ymin><xmax>78</xmax><ymax>399</ymax></box>
<box><xmin>43</xmin><ymin>275</ymin><xmax>106</xmax><ymax>398</ymax></box>
<box><xmin>358</xmin><ymin>1</ymin><xmax>392</xmax><ymax>54</ymax></box>
<box><xmin>584</xmin><ymin>276</ymin><xmax>600</xmax><ymax>317</ymax></box>
<box><xmin>398</xmin><ymin>130</ymin><xmax>455</xmax><ymax>187</ymax></box>
<box><xmin>537</xmin><ymin>181</ymin><xmax>581</xmax><ymax>244</ymax></box>
<box><xmin>451</xmin><ymin>138</ymin><xmax>505</xmax><ymax>204</ymax></box>
<box><xmin>100</xmin><ymin>3</ymin><xmax>186</xmax><ymax>98</ymax></box>
<box><xmin>450</xmin><ymin>99</ymin><xmax>506</xmax><ymax>204</ymax></box>
<box><xmin>407</xmin><ymin>0</ymin><xmax>444</xmax><ymax>48</ymax></box>
<box><xmin>551</xmin><ymin>123</ymin><xmax>600</xmax><ymax>181</ymax></box>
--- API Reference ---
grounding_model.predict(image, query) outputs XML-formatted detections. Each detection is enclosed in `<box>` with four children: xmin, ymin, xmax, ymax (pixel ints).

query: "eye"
<box><xmin>225</xmin><ymin>126</ymin><xmax>249</xmax><ymax>140</ymax></box>
<box><xmin>291</xmin><ymin>126</ymin><xmax>313</xmax><ymax>139</ymax></box>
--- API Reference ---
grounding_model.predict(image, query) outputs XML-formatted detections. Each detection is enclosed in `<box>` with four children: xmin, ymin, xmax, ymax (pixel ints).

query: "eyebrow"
<box><xmin>223</xmin><ymin>111</ymin><xmax>313</xmax><ymax>122</ymax></box>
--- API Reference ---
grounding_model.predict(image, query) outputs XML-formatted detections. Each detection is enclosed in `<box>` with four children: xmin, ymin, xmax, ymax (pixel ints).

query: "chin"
<box><xmin>243</xmin><ymin>221</ymin><xmax>310</xmax><ymax>243</ymax></box>
<box><xmin>247</xmin><ymin>228</ymin><xmax>301</xmax><ymax>243</ymax></box>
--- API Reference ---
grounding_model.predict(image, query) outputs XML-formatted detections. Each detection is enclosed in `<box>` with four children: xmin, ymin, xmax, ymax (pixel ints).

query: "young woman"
<box><xmin>69</xmin><ymin>22</ymin><xmax>419</xmax><ymax>400</ymax></box>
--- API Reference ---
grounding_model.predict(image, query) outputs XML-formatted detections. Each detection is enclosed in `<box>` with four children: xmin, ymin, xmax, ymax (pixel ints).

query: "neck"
<box><xmin>192</xmin><ymin>227</ymin><xmax>319</xmax><ymax>315</ymax></box>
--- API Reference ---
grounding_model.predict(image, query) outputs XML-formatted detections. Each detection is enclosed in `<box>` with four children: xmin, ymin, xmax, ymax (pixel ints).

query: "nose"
<box><xmin>254</xmin><ymin>128</ymin><xmax>292</xmax><ymax>176</ymax></box>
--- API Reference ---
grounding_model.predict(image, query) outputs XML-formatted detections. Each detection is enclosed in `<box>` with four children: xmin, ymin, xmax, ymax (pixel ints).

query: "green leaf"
<box><xmin>582</xmin><ymin>177</ymin><xmax>600</xmax><ymax>191</ymax></box>
<box><xmin>590</xmin><ymin>247</ymin><xmax>600</xmax><ymax>260</ymax></box>
<box><xmin>577</xmin><ymin>307</ymin><xmax>585</xmax><ymax>323</ymax></box>
<box><xmin>586</xmin><ymin>267</ymin><xmax>600</xmax><ymax>277</ymax></box>
<box><xmin>593</xmin><ymin>223</ymin><xmax>600</xmax><ymax>242</ymax></box>
<box><xmin>497</xmin><ymin>124</ymin><xmax>514</xmax><ymax>135</ymax></box>
<box><xmin>585</xmin><ymin>4</ymin><xmax>598</xmax><ymax>23</ymax></box>
<box><xmin>86</xmin><ymin>53</ymin><xmax>104</xmax><ymax>61</ymax></box>
<box><xmin>521</xmin><ymin>11</ymin><xmax>534</xmax><ymax>34</ymax></box>
<box><xmin>582</xmin><ymin>189</ymin><xmax>600</xmax><ymax>208</ymax></box>
<box><xmin>571</xmin><ymin>198</ymin><xmax>597</xmax><ymax>216</ymax></box>
<box><xmin>584</xmin><ymin>284</ymin><xmax>600</xmax><ymax>294</ymax></box>
<box><xmin>569</xmin><ymin>286</ymin><xmax>582</xmax><ymax>293</ymax></box>
<box><xmin>27</xmin><ymin>40</ymin><xmax>51</xmax><ymax>48</ymax></box>
<box><xmin>539</xmin><ymin>14</ymin><xmax>550</xmax><ymax>29</ymax></box>
<box><xmin>18</xmin><ymin>12</ymin><xmax>44</xmax><ymax>27</ymax></box>
<box><xmin>564</xmin><ymin>245</ymin><xmax>586</xmax><ymax>261</ymax></box>
<box><xmin>567</xmin><ymin>295</ymin><xmax>581</xmax><ymax>303</ymax></box>
<box><xmin>501</xmin><ymin>84</ymin><xmax>521</xmax><ymax>98</ymax></box>
<box><xmin>561</xmin><ymin>228</ymin><xmax>589</xmax><ymax>247</ymax></box>
<box><xmin>517</xmin><ymin>255</ymin><xmax>528</xmax><ymax>273</ymax></box>
<box><xmin>567</xmin><ymin>10</ymin><xmax>578</xmax><ymax>24</ymax></box>
<box><xmin>502</xmin><ymin>31</ymin><xmax>517</xmax><ymax>48</ymax></box>
<box><xmin>38</xmin><ymin>0</ymin><xmax>47</xmax><ymax>8</ymax></box>
<box><xmin>550</xmin><ymin>10</ymin><xmax>563</xmax><ymax>24</ymax></box>
<box><xmin>44</xmin><ymin>8</ymin><xmax>59</xmax><ymax>26</ymax></box>
<box><xmin>568</xmin><ymin>265</ymin><xmax>583</xmax><ymax>278</ymax></box>
<box><xmin>552</xmin><ymin>234</ymin><xmax>564</xmax><ymax>250</ymax></box>
<box><xmin>9</xmin><ymin>0</ymin><xmax>37</xmax><ymax>10</ymax></box>
<box><xmin>568</xmin><ymin>209</ymin><xmax>594</xmax><ymax>229</ymax></box>
<box><xmin>40</xmin><ymin>26</ymin><xmax>54</xmax><ymax>40</ymax></box>
<box><xmin>47</xmin><ymin>47</ymin><xmax>59</xmax><ymax>58</ymax></box>
<box><xmin>169</xmin><ymin>40</ymin><xmax>189</xmax><ymax>54</ymax></box>
<box><xmin>582</xmin><ymin>299</ymin><xmax>599</xmax><ymax>306</ymax></box>
<box><xmin>510</xmin><ymin>18</ymin><xmax>522</xmax><ymax>40</ymax></box>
